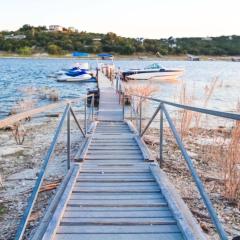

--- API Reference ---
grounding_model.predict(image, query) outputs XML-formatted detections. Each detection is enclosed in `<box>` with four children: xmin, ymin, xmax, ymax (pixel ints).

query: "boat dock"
<box><xmin>33</xmin><ymin>72</ymin><xmax>204</xmax><ymax>240</ymax></box>
<box><xmin>11</xmin><ymin>70</ymin><xmax>236</xmax><ymax>240</ymax></box>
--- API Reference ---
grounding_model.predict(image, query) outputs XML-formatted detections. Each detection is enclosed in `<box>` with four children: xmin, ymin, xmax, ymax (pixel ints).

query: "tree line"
<box><xmin>0</xmin><ymin>24</ymin><xmax>239</xmax><ymax>56</ymax></box>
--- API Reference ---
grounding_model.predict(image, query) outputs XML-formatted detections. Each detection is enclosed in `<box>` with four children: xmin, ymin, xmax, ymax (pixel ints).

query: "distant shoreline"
<box><xmin>0</xmin><ymin>54</ymin><xmax>237</xmax><ymax>61</ymax></box>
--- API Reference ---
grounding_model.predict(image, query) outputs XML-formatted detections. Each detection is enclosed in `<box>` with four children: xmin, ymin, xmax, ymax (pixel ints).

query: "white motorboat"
<box><xmin>122</xmin><ymin>63</ymin><xmax>184</xmax><ymax>81</ymax></box>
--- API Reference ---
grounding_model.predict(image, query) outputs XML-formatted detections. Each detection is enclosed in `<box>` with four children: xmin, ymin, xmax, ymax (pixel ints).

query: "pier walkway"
<box><xmin>36</xmin><ymin>72</ymin><xmax>205</xmax><ymax>240</ymax></box>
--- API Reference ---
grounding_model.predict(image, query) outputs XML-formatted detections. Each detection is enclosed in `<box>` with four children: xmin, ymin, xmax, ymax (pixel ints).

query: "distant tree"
<box><xmin>18</xmin><ymin>24</ymin><xmax>34</xmax><ymax>32</ymax></box>
<box><xmin>17</xmin><ymin>46</ymin><xmax>32</xmax><ymax>55</ymax></box>
<box><xmin>47</xmin><ymin>44</ymin><xmax>62</xmax><ymax>55</ymax></box>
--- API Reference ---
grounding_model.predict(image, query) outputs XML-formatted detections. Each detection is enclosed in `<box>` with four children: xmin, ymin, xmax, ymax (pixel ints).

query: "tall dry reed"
<box><xmin>177</xmin><ymin>77</ymin><xmax>220</xmax><ymax>137</ymax></box>
<box><xmin>223</xmin><ymin>103</ymin><xmax>240</xmax><ymax>201</ymax></box>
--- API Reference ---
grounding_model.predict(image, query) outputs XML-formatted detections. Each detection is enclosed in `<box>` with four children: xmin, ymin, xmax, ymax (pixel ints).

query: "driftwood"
<box><xmin>22</xmin><ymin>179</ymin><xmax>62</xmax><ymax>194</ymax></box>
<box><xmin>28</xmin><ymin>211</ymin><xmax>41</xmax><ymax>222</ymax></box>
<box><xmin>191</xmin><ymin>209</ymin><xmax>210</xmax><ymax>220</ymax></box>
<box><xmin>0</xmin><ymin>95</ymin><xmax>91</xmax><ymax>129</ymax></box>
<box><xmin>0</xmin><ymin>102</ymin><xmax>65</xmax><ymax>129</ymax></box>
<box><xmin>39</xmin><ymin>180</ymin><xmax>61</xmax><ymax>193</ymax></box>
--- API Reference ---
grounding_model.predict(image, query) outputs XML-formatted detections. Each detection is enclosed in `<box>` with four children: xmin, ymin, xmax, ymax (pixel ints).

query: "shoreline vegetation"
<box><xmin>1</xmin><ymin>24</ymin><xmax>240</xmax><ymax>61</ymax></box>
<box><xmin>0</xmin><ymin>53</ymin><xmax>238</xmax><ymax>61</ymax></box>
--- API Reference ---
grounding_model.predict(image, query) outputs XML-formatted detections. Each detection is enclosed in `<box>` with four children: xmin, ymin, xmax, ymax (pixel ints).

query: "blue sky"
<box><xmin>0</xmin><ymin>0</ymin><xmax>239</xmax><ymax>38</ymax></box>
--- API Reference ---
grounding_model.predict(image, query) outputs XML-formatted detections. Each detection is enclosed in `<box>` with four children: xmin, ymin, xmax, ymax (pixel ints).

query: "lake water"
<box><xmin>0</xmin><ymin>58</ymin><xmax>239</xmax><ymax>119</ymax></box>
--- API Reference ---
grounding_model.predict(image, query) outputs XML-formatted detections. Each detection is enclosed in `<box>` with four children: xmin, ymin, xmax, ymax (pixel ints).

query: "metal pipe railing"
<box><xmin>119</xmin><ymin>91</ymin><xmax>236</xmax><ymax>240</ymax></box>
<box><xmin>126</xmin><ymin>93</ymin><xmax>240</xmax><ymax>121</ymax></box>
<box><xmin>162</xmin><ymin>104</ymin><xmax>228</xmax><ymax>240</ymax></box>
<box><xmin>15</xmin><ymin>104</ymin><xmax>70</xmax><ymax>240</ymax></box>
<box><xmin>14</xmin><ymin>94</ymin><xmax>94</xmax><ymax>240</ymax></box>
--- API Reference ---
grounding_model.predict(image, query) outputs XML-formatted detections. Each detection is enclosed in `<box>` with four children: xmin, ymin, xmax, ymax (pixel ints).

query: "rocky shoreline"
<box><xmin>143</xmin><ymin>127</ymin><xmax>240</xmax><ymax>239</ymax></box>
<box><xmin>0</xmin><ymin>116</ymin><xmax>84</xmax><ymax>240</ymax></box>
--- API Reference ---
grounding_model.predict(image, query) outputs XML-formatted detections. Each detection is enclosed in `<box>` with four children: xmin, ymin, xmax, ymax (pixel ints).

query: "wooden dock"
<box><xmin>35</xmin><ymin>72</ymin><xmax>205</xmax><ymax>240</ymax></box>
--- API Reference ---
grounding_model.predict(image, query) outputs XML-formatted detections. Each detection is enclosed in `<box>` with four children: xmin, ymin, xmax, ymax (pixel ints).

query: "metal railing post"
<box><xmin>139</xmin><ymin>97</ymin><xmax>142</xmax><ymax>135</ymax></box>
<box><xmin>159</xmin><ymin>104</ymin><xmax>163</xmax><ymax>167</ymax></box>
<box><xmin>91</xmin><ymin>95</ymin><xmax>94</xmax><ymax>121</ymax></box>
<box><xmin>130</xmin><ymin>96</ymin><xmax>133</xmax><ymax>122</ymax></box>
<box><xmin>84</xmin><ymin>98</ymin><xmax>87</xmax><ymax>135</ymax></box>
<box><xmin>96</xmin><ymin>68</ymin><xmax>98</xmax><ymax>81</ymax></box>
<box><xmin>116</xmin><ymin>74</ymin><xmax>119</xmax><ymax>92</ymax></box>
<box><xmin>119</xmin><ymin>91</ymin><xmax>121</xmax><ymax>104</ymax></box>
<box><xmin>67</xmin><ymin>108</ymin><xmax>71</xmax><ymax>170</ymax></box>
<box><xmin>122</xmin><ymin>93</ymin><xmax>125</xmax><ymax>120</ymax></box>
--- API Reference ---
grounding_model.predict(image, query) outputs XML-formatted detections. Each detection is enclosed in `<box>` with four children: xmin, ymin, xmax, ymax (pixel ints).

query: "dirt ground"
<box><xmin>0</xmin><ymin>116</ymin><xmax>84</xmax><ymax>240</ymax></box>
<box><xmin>144</xmin><ymin>127</ymin><xmax>240</xmax><ymax>239</ymax></box>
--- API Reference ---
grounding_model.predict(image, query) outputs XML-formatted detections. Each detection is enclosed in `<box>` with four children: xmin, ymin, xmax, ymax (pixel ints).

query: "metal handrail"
<box><xmin>120</xmin><ymin>92</ymin><xmax>237</xmax><ymax>240</ymax></box>
<box><xmin>14</xmin><ymin>94</ymin><xmax>95</xmax><ymax>240</ymax></box>
<box><xmin>127</xmin><ymin>93</ymin><xmax>240</xmax><ymax>121</ymax></box>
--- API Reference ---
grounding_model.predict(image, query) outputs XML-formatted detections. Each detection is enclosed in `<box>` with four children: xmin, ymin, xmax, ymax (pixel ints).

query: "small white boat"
<box><xmin>122</xmin><ymin>63</ymin><xmax>184</xmax><ymax>81</ymax></box>
<box><xmin>56</xmin><ymin>62</ymin><xmax>95</xmax><ymax>82</ymax></box>
<box><xmin>57</xmin><ymin>73</ymin><xmax>93</xmax><ymax>82</ymax></box>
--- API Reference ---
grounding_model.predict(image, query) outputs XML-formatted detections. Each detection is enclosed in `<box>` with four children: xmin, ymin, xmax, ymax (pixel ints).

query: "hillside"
<box><xmin>0</xmin><ymin>24</ymin><xmax>240</xmax><ymax>56</ymax></box>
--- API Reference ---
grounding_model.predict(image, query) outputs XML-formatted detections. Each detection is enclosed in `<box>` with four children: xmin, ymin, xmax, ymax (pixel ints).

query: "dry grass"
<box><xmin>195</xmin><ymin>77</ymin><xmax>220</xmax><ymax>128</ymax></box>
<box><xmin>123</xmin><ymin>83</ymin><xmax>157</xmax><ymax>130</ymax></box>
<box><xmin>9</xmin><ymin>87</ymin><xmax>59</xmax><ymax>144</ymax></box>
<box><xmin>12</xmin><ymin>122</ymin><xmax>26</xmax><ymax>145</ymax></box>
<box><xmin>177</xmin><ymin>77</ymin><xmax>220</xmax><ymax>137</ymax></box>
<box><xmin>223</xmin><ymin>103</ymin><xmax>240</xmax><ymax>202</ymax></box>
<box><xmin>123</xmin><ymin>83</ymin><xmax>157</xmax><ymax>99</ymax></box>
<box><xmin>19</xmin><ymin>86</ymin><xmax>60</xmax><ymax>102</ymax></box>
<box><xmin>178</xmin><ymin>83</ymin><xmax>195</xmax><ymax>137</ymax></box>
<box><xmin>10</xmin><ymin>99</ymin><xmax>37</xmax><ymax>115</ymax></box>
<box><xmin>38</xmin><ymin>88</ymin><xmax>59</xmax><ymax>101</ymax></box>
<box><xmin>176</xmin><ymin>78</ymin><xmax>240</xmax><ymax>202</ymax></box>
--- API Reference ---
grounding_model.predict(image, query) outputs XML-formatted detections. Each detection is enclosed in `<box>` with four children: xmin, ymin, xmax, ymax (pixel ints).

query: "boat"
<box><xmin>121</xmin><ymin>63</ymin><xmax>184</xmax><ymax>81</ymax></box>
<box><xmin>56</xmin><ymin>63</ymin><xmax>94</xmax><ymax>82</ymax></box>
<box><xmin>232</xmin><ymin>57</ymin><xmax>240</xmax><ymax>62</ymax></box>
<box><xmin>187</xmin><ymin>54</ymin><xmax>200</xmax><ymax>61</ymax></box>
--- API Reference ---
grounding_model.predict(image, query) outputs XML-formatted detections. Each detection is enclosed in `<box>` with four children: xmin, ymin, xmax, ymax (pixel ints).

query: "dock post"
<box><xmin>159</xmin><ymin>105</ymin><xmax>163</xmax><ymax>167</ymax></box>
<box><xmin>67</xmin><ymin>108</ymin><xmax>71</xmax><ymax>170</ymax></box>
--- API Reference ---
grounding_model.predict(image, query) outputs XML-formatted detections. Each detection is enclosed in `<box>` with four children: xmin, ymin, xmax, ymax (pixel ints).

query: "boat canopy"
<box><xmin>144</xmin><ymin>63</ymin><xmax>163</xmax><ymax>70</ymax></box>
<box><xmin>97</xmin><ymin>53</ymin><xmax>113</xmax><ymax>57</ymax></box>
<box><xmin>72</xmin><ymin>52</ymin><xmax>89</xmax><ymax>57</ymax></box>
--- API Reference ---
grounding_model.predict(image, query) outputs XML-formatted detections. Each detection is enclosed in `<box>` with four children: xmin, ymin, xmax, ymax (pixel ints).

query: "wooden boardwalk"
<box><xmin>38</xmin><ymin>72</ymin><xmax>205</xmax><ymax>240</ymax></box>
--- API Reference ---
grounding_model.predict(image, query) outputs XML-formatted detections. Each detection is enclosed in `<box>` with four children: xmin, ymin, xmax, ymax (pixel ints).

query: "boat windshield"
<box><xmin>144</xmin><ymin>63</ymin><xmax>163</xmax><ymax>70</ymax></box>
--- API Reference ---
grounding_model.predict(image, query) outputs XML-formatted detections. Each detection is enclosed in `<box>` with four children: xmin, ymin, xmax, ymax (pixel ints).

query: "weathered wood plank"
<box><xmin>69</xmin><ymin>193</ymin><xmax>163</xmax><ymax>200</ymax></box>
<box><xmin>68</xmin><ymin>198</ymin><xmax>165</xmax><ymax>204</ymax></box>
<box><xmin>60</xmin><ymin>217</ymin><xmax>176</xmax><ymax>225</ymax></box>
<box><xmin>56</xmin><ymin>233</ymin><xmax>184</xmax><ymax>240</ymax></box>
<box><xmin>73</xmin><ymin>182</ymin><xmax>158</xmax><ymax>188</ymax></box>
<box><xmin>55</xmin><ymin>233</ymin><xmax>184</xmax><ymax>240</ymax></box>
<box><xmin>63</xmin><ymin>210</ymin><xmax>173</xmax><ymax>218</ymax></box>
<box><xmin>64</xmin><ymin>206</ymin><xmax>170</xmax><ymax>211</ymax></box>
<box><xmin>56</xmin><ymin>224</ymin><xmax>181</xmax><ymax>234</ymax></box>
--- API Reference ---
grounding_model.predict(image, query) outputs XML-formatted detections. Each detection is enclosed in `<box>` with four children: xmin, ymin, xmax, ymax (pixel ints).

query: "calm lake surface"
<box><xmin>0</xmin><ymin>58</ymin><xmax>239</xmax><ymax>119</ymax></box>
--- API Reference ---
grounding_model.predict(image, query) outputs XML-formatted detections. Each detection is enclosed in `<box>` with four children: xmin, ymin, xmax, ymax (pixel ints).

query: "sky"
<box><xmin>0</xmin><ymin>0</ymin><xmax>239</xmax><ymax>39</ymax></box>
